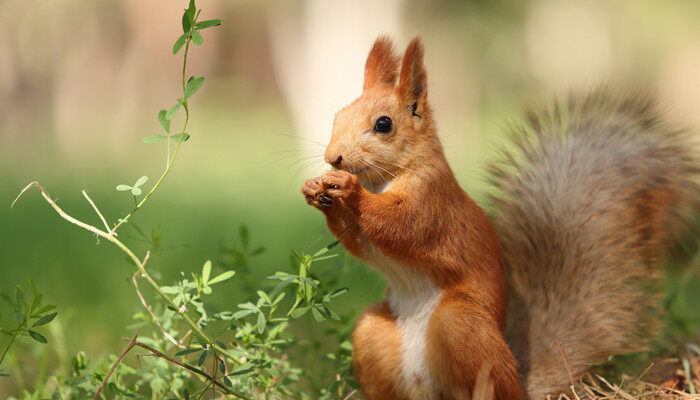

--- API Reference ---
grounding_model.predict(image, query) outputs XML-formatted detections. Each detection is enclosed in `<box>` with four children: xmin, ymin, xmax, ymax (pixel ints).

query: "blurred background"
<box><xmin>1</xmin><ymin>0</ymin><xmax>700</xmax><ymax>395</ymax></box>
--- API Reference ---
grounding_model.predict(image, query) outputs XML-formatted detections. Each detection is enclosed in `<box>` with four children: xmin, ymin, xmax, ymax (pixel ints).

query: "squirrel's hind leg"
<box><xmin>426</xmin><ymin>295</ymin><xmax>524</xmax><ymax>400</ymax></box>
<box><xmin>353</xmin><ymin>301</ymin><xmax>409</xmax><ymax>400</ymax></box>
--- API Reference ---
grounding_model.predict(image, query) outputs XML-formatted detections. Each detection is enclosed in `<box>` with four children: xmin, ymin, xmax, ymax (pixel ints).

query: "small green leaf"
<box><xmin>131</xmin><ymin>186</ymin><xmax>143</xmax><ymax>196</ymax></box>
<box><xmin>28</xmin><ymin>330</ymin><xmax>47</xmax><ymax>343</ymax></box>
<box><xmin>175</xmin><ymin>348</ymin><xmax>201</xmax><ymax>356</ymax></box>
<box><xmin>202</xmin><ymin>260</ymin><xmax>211</xmax><ymax>283</ymax></box>
<box><xmin>116</xmin><ymin>184</ymin><xmax>131</xmax><ymax>191</ymax></box>
<box><xmin>184</xmin><ymin>76</ymin><xmax>205</xmax><ymax>99</ymax></box>
<box><xmin>186</xmin><ymin>0</ymin><xmax>196</xmax><ymax>21</ymax></box>
<box><xmin>143</xmin><ymin>135</ymin><xmax>167</xmax><ymax>144</ymax></box>
<box><xmin>232</xmin><ymin>310</ymin><xmax>256</xmax><ymax>319</ymax></box>
<box><xmin>166</xmin><ymin>102</ymin><xmax>182</xmax><ymax>120</ymax></box>
<box><xmin>256</xmin><ymin>312</ymin><xmax>266</xmax><ymax>334</ymax></box>
<box><xmin>134</xmin><ymin>176</ymin><xmax>148</xmax><ymax>187</ymax></box>
<box><xmin>197</xmin><ymin>350</ymin><xmax>208</xmax><ymax>366</ymax></box>
<box><xmin>290</xmin><ymin>307</ymin><xmax>309</xmax><ymax>319</ymax></box>
<box><xmin>207</xmin><ymin>271</ymin><xmax>235</xmax><ymax>285</ymax></box>
<box><xmin>328</xmin><ymin>288</ymin><xmax>349</xmax><ymax>298</ymax></box>
<box><xmin>169</xmin><ymin>133</ymin><xmax>190</xmax><ymax>142</ymax></box>
<box><xmin>157</xmin><ymin>109</ymin><xmax>170</xmax><ymax>133</ymax></box>
<box><xmin>30</xmin><ymin>294</ymin><xmax>42</xmax><ymax>314</ymax></box>
<box><xmin>257</xmin><ymin>291</ymin><xmax>271</xmax><ymax>305</ymax></box>
<box><xmin>195</xmin><ymin>19</ymin><xmax>223</xmax><ymax>30</ymax></box>
<box><xmin>182</xmin><ymin>11</ymin><xmax>191</xmax><ymax>33</ymax></box>
<box><xmin>192</xmin><ymin>30</ymin><xmax>203</xmax><ymax>46</ymax></box>
<box><xmin>32</xmin><ymin>312</ymin><xmax>57</xmax><ymax>327</ymax></box>
<box><xmin>173</xmin><ymin>34</ymin><xmax>187</xmax><ymax>54</ymax></box>
<box><xmin>201</xmin><ymin>285</ymin><xmax>212</xmax><ymax>295</ymax></box>
<box><xmin>311</xmin><ymin>307</ymin><xmax>326</xmax><ymax>322</ymax></box>
<box><xmin>228</xmin><ymin>368</ymin><xmax>254</xmax><ymax>377</ymax></box>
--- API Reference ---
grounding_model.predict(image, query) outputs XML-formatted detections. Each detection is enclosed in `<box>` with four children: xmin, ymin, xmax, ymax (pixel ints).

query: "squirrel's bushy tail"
<box><xmin>487</xmin><ymin>91</ymin><xmax>700</xmax><ymax>399</ymax></box>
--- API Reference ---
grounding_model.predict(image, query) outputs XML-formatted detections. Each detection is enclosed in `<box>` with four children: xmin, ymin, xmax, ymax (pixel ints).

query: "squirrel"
<box><xmin>300</xmin><ymin>36</ymin><xmax>700</xmax><ymax>400</ymax></box>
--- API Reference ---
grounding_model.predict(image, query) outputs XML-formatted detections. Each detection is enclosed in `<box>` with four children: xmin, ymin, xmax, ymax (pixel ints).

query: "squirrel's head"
<box><xmin>325</xmin><ymin>36</ymin><xmax>437</xmax><ymax>185</ymax></box>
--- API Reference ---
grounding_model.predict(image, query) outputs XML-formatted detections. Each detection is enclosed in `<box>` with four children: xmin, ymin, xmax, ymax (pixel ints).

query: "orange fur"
<box><xmin>302</xmin><ymin>36</ymin><xmax>700</xmax><ymax>400</ymax></box>
<box><xmin>302</xmin><ymin>36</ymin><xmax>522</xmax><ymax>399</ymax></box>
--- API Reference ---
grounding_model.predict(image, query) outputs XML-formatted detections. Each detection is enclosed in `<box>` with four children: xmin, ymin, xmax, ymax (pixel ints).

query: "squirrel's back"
<box><xmin>488</xmin><ymin>91</ymin><xmax>700</xmax><ymax>398</ymax></box>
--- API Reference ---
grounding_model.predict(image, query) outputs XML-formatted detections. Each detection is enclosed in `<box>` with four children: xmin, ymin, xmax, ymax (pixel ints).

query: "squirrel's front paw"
<box><xmin>301</xmin><ymin>170</ymin><xmax>360</xmax><ymax>209</ymax></box>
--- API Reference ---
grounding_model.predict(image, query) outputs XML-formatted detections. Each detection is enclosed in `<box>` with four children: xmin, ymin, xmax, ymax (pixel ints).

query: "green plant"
<box><xmin>0</xmin><ymin>286</ymin><xmax>57</xmax><ymax>376</ymax></box>
<box><xmin>8</xmin><ymin>1</ymin><xmax>356</xmax><ymax>398</ymax></box>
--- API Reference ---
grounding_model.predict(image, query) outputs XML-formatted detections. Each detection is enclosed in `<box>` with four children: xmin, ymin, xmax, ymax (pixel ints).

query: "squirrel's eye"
<box><xmin>373</xmin><ymin>116</ymin><xmax>393</xmax><ymax>133</ymax></box>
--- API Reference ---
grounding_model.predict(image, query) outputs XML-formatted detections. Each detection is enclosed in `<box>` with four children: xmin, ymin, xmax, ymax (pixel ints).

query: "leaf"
<box><xmin>157</xmin><ymin>109</ymin><xmax>170</xmax><ymax>133</ymax></box>
<box><xmin>30</xmin><ymin>294</ymin><xmax>42</xmax><ymax>314</ymax></box>
<box><xmin>256</xmin><ymin>312</ymin><xmax>266</xmax><ymax>334</ymax></box>
<box><xmin>207</xmin><ymin>271</ymin><xmax>235</xmax><ymax>285</ymax></box>
<box><xmin>222</xmin><ymin>376</ymin><xmax>232</xmax><ymax>387</ymax></box>
<box><xmin>186</xmin><ymin>0</ymin><xmax>196</xmax><ymax>22</ymax></box>
<box><xmin>32</xmin><ymin>312</ymin><xmax>57</xmax><ymax>327</ymax></box>
<box><xmin>191</xmin><ymin>30</ymin><xmax>203</xmax><ymax>46</ymax></box>
<box><xmin>228</xmin><ymin>368</ymin><xmax>254</xmax><ymax>377</ymax></box>
<box><xmin>197</xmin><ymin>350</ymin><xmax>208</xmax><ymax>366</ymax></box>
<box><xmin>175</xmin><ymin>348</ymin><xmax>202</xmax><ymax>356</ymax></box>
<box><xmin>165</xmin><ymin>102</ymin><xmax>182</xmax><ymax>120</ymax></box>
<box><xmin>34</xmin><ymin>305</ymin><xmax>55</xmax><ymax>315</ymax></box>
<box><xmin>134</xmin><ymin>176</ymin><xmax>148</xmax><ymax>187</ymax></box>
<box><xmin>201</xmin><ymin>285</ymin><xmax>212</xmax><ymax>295</ymax></box>
<box><xmin>116</xmin><ymin>184</ymin><xmax>131</xmax><ymax>191</ymax></box>
<box><xmin>173</xmin><ymin>34</ymin><xmax>187</xmax><ymax>54</ymax></box>
<box><xmin>142</xmin><ymin>134</ymin><xmax>167</xmax><ymax>144</ymax></box>
<box><xmin>328</xmin><ymin>287</ymin><xmax>349</xmax><ymax>298</ymax></box>
<box><xmin>232</xmin><ymin>310</ymin><xmax>256</xmax><ymax>319</ymax></box>
<box><xmin>183</xmin><ymin>76</ymin><xmax>205</xmax><ymax>100</ymax></box>
<box><xmin>195</xmin><ymin>19</ymin><xmax>223</xmax><ymax>30</ymax></box>
<box><xmin>28</xmin><ymin>330</ymin><xmax>47</xmax><ymax>343</ymax></box>
<box><xmin>272</xmin><ymin>277</ymin><xmax>296</xmax><ymax>292</ymax></box>
<box><xmin>290</xmin><ymin>307</ymin><xmax>309</xmax><ymax>319</ymax></box>
<box><xmin>202</xmin><ymin>260</ymin><xmax>211</xmax><ymax>283</ymax></box>
<box><xmin>131</xmin><ymin>186</ymin><xmax>143</xmax><ymax>196</ymax></box>
<box><xmin>257</xmin><ymin>291</ymin><xmax>271</xmax><ymax>305</ymax></box>
<box><xmin>169</xmin><ymin>133</ymin><xmax>190</xmax><ymax>142</ymax></box>
<box><xmin>181</xmin><ymin>11</ymin><xmax>191</xmax><ymax>33</ymax></box>
<box><xmin>311</xmin><ymin>307</ymin><xmax>326</xmax><ymax>322</ymax></box>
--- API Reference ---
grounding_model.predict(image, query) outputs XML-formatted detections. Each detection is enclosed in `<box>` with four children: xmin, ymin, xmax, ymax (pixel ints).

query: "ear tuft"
<box><xmin>397</xmin><ymin>37</ymin><xmax>427</xmax><ymax>106</ymax></box>
<box><xmin>363</xmin><ymin>35</ymin><xmax>399</xmax><ymax>90</ymax></box>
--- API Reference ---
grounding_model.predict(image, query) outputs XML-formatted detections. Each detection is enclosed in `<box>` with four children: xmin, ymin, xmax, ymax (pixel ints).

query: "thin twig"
<box><xmin>12</xmin><ymin>182</ymin><xmax>243</xmax><ymax>366</ymax></box>
<box><xmin>82</xmin><ymin>190</ymin><xmax>114</xmax><ymax>236</ymax></box>
<box><xmin>94</xmin><ymin>330</ymin><xmax>140</xmax><ymax>400</ymax></box>
<box><xmin>123</xmin><ymin>338</ymin><xmax>251</xmax><ymax>400</ymax></box>
<box><xmin>211</xmin><ymin>349</ymin><xmax>218</xmax><ymax>399</ymax></box>
<box><xmin>556</xmin><ymin>339</ymin><xmax>581</xmax><ymax>400</ymax></box>
<box><xmin>132</xmin><ymin>254</ymin><xmax>185</xmax><ymax>348</ymax></box>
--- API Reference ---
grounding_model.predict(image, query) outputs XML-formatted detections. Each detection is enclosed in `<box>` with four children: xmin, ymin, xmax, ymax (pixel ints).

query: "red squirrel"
<box><xmin>301</xmin><ymin>36</ymin><xmax>700</xmax><ymax>399</ymax></box>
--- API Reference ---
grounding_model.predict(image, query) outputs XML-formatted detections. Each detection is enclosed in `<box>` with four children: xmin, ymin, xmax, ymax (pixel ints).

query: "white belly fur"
<box><xmin>364</xmin><ymin>243</ymin><xmax>442</xmax><ymax>400</ymax></box>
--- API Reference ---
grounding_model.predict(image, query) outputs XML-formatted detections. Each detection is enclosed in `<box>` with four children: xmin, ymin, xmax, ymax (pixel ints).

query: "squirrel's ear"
<box><xmin>397</xmin><ymin>37</ymin><xmax>427</xmax><ymax>112</ymax></box>
<box><xmin>363</xmin><ymin>36</ymin><xmax>399</xmax><ymax>90</ymax></box>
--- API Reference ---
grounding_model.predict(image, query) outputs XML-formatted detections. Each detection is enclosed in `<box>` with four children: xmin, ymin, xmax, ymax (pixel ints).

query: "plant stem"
<box><xmin>93</xmin><ymin>330</ymin><xmax>140</xmax><ymax>400</ymax></box>
<box><xmin>12</xmin><ymin>182</ymin><xmax>243</xmax><ymax>368</ymax></box>
<box><xmin>0</xmin><ymin>329</ymin><xmax>20</xmax><ymax>366</ymax></box>
<box><xmin>127</xmin><ymin>339</ymin><xmax>251</xmax><ymax>400</ymax></box>
<box><xmin>112</xmin><ymin>10</ymin><xmax>200</xmax><ymax>233</ymax></box>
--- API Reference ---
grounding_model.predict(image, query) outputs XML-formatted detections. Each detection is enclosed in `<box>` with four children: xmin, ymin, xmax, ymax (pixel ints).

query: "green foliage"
<box><xmin>6</xmin><ymin>1</ymin><xmax>357</xmax><ymax>399</ymax></box>
<box><xmin>0</xmin><ymin>286</ymin><xmax>57</xmax><ymax>376</ymax></box>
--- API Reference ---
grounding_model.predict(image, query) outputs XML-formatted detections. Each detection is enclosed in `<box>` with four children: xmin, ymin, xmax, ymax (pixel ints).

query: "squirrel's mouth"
<box><xmin>343</xmin><ymin>166</ymin><xmax>366</xmax><ymax>177</ymax></box>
